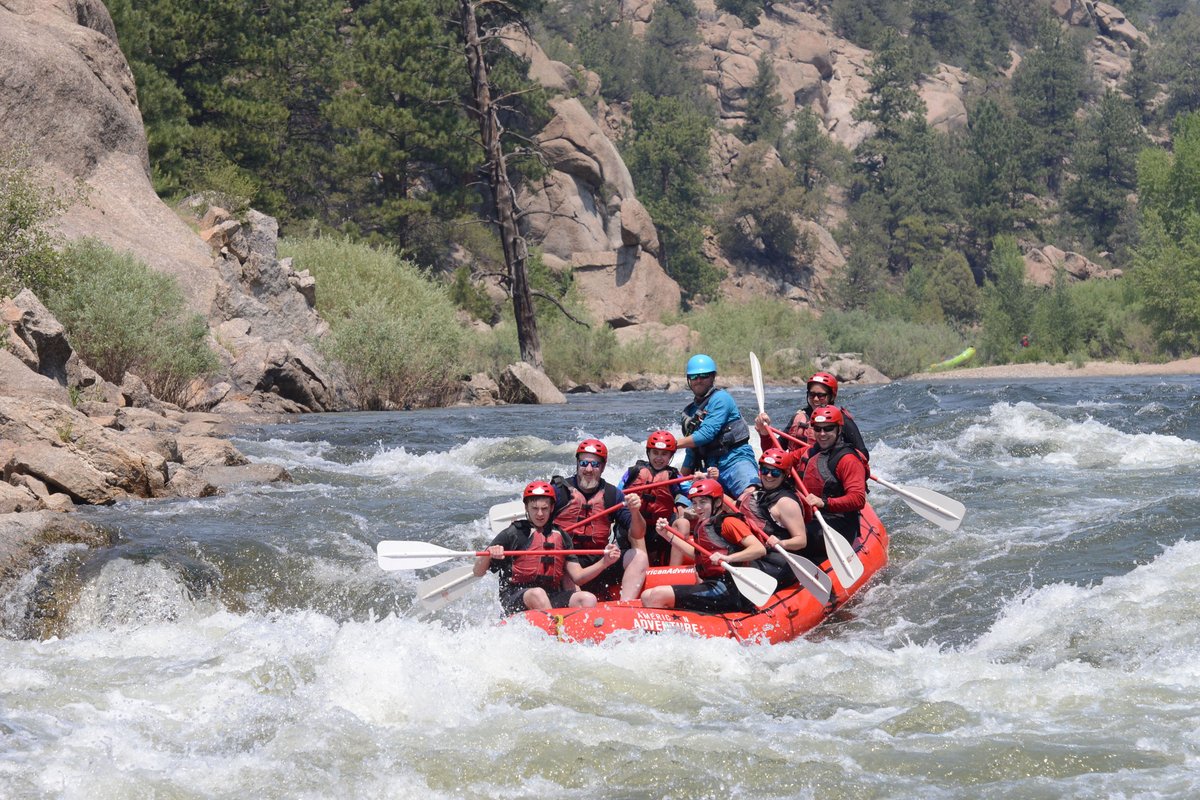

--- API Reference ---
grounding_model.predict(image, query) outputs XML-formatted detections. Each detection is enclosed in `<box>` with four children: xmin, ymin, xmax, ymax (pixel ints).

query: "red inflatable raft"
<box><xmin>517</xmin><ymin>503</ymin><xmax>889</xmax><ymax>643</ymax></box>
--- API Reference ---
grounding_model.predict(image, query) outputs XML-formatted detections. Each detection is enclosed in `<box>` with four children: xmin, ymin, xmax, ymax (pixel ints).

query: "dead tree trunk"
<box><xmin>458</xmin><ymin>0</ymin><xmax>543</xmax><ymax>369</ymax></box>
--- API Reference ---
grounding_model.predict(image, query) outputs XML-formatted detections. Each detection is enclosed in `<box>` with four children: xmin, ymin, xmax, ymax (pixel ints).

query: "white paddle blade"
<box><xmin>875</xmin><ymin>478</ymin><xmax>966</xmax><ymax>531</ymax></box>
<box><xmin>775</xmin><ymin>546</ymin><xmax>832</xmax><ymax>604</ymax></box>
<box><xmin>488</xmin><ymin>500</ymin><xmax>526</xmax><ymax>534</ymax></box>
<box><xmin>728</xmin><ymin>564</ymin><xmax>778</xmax><ymax>608</ymax></box>
<box><xmin>749</xmin><ymin>352</ymin><xmax>766</xmax><ymax>415</ymax></box>
<box><xmin>417</xmin><ymin>565</ymin><xmax>483</xmax><ymax>612</ymax></box>
<box><xmin>815</xmin><ymin>511</ymin><xmax>865</xmax><ymax>587</ymax></box>
<box><xmin>376</xmin><ymin>540</ymin><xmax>468</xmax><ymax>571</ymax></box>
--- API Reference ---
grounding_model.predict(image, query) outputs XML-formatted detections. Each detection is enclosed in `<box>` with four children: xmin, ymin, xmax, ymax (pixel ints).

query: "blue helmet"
<box><xmin>686</xmin><ymin>354</ymin><xmax>717</xmax><ymax>377</ymax></box>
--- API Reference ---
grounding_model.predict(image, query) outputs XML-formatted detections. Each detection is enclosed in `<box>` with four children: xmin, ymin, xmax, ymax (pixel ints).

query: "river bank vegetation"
<box><xmin>5</xmin><ymin>2</ymin><xmax>1200</xmax><ymax>405</ymax></box>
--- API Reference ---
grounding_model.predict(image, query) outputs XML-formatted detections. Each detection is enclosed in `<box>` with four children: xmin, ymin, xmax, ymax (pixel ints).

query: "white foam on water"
<box><xmin>972</xmin><ymin>538</ymin><xmax>1200</xmax><ymax>673</ymax></box>
<box><xmin>957</xmin><ymin>401</ymin><xmax>1200</xmax><ymax>469</ymax></box>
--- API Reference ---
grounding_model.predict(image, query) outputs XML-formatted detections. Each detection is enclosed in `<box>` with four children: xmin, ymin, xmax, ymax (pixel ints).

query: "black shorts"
<box><xmin>671</xmin><ymin>575</ymin><xmax>751</xmax><ymax>613</ymax></box>
<box><xmin>499</xmin><ymin>584</ymin><xmax>576</xmax><ymax>615</ymax></box>
<box><xmin>758</xmin><ymin>552</ymin><xmax>799</xmax><ymax>589</ymax></box>
<box><xmin>575</xmin><ymin>552</ymin><xmax>625</xmax><ymax>595</ymax></box>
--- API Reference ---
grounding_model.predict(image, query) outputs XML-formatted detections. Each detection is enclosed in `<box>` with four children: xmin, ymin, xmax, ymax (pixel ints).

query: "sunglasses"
<box><xmin>759</xmin><ymin>466</ymin><xmax>784</xmax><ymax>477</ymax></box>
<box><xmin>812</xmin><ymin>425</ymin><xmax>838</xmax><ymax>433</ymax></box>
<box><xmin>807</xmin><ymin>391</ymin><xmax>831</xmax><ymax>399</ymax></box>
<box><xmin>577</xmin><ymin>458</ymin><xmax>604</xmax><ymax>469</ymax></box>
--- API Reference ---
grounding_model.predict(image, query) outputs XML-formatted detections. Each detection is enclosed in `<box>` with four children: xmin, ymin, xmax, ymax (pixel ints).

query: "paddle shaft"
<box><xmin>662</xmin><ymin>523</ymin><xmax>750</xmax><ymax>569</ymax></box>
<box><xmin>721</xmin><ymin>496</ymin><xmax>832</xmax><ymax>604</ymax></box>
<box><xmin>465</xmin><ymin>548</ymin><xmax>609</xmax><ymax>559</ymax></box>
<box><xmin>559</xmin><ymin>475</ymin><xmax>690</xmax><ymax>533</ymax></box>
<box><xmin>766</xmin><ymin>425</ymin><xmax>963</xmax><ymax>524</ymax></box>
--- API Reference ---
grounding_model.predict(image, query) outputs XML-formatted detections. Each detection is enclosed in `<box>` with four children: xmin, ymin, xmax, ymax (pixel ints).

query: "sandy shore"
<box><xmin>906</xmin><ymin>356</ymin><xmax>1200</xmax><ymax>381</ymax></box>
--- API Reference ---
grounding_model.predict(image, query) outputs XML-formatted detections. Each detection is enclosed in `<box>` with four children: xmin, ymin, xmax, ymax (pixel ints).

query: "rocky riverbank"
<box><xmin>1</xmin><ymin>290</ymin><xmax>289</xmax><ymax>606</ymax></box>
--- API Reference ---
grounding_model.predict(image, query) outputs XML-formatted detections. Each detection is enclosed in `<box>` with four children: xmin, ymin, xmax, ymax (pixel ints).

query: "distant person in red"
<box><xmin>1021</xmin><ymin>334</ymin><xmax>1030</xmax><ymax>348</ymax></box>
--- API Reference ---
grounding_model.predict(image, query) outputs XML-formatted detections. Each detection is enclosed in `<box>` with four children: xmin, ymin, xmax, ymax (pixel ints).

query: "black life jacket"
<box><xmin>754</xmin><ymin>483</ymin><xmax>801</xmax><ymax>539</ymax></box>
<box><xmin>801</xmin><ymin>440</ymin><xmax>868</xmax><ymax>527</ymax></box>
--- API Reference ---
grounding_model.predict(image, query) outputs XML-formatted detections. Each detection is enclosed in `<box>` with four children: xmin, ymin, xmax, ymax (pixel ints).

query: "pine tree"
<box><xmin>624</xmin><ymin>92</ymin><xmax>721</xmax><ymax>300</ymax></box>
<box><xmin>1011</xmin><ymin>22</ymin><xmax>1086</xmax><ymax>191</ymax></box>
<box><xmin>741</xmin><ymin>58</ymin><xmax>784</xmax><ymax>145</ymax></box>
<box><xmin>1131</xmin><ymin>112</ymin><xmax>1200</xmax><ymax>353</ymax></box>
<box><xmin>327</xmin><ymin>0</ymin><xmax>476</xmax><ymax>248</ymax></box>
<box><xmin>1064</xmin><ymin>90</ymin><xmax>1145</xmax><ymax>250</ymax></box>
<box><xmin>960</xmin><ymin>98</ymin><xmax>1037</xmax><ymax>266</ymax></box>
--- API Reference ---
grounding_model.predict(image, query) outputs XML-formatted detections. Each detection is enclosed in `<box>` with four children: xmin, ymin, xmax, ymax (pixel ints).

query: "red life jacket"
<box><xmin>627</xmin><ymin>460</ymin><xmax>679</xmax><ymax>523</ymax></box>
<box><xmin>695</xmin><ymin>510</ymin><xmax>745</xmax><ymax>580</ymax></box>
<box><xmin>555</xmin><ymin>481</ymin><xmax>619</xmax><ymax>549</ymax></box>
<box><xmin>510</xmin><ymin>526</ymin><xmax>567</xmax><ymax>585</ymax></box>
<box><xmin>783</xmin><ymin>409</ymin><xmax>815</xmax><ymax>452</ymax></box>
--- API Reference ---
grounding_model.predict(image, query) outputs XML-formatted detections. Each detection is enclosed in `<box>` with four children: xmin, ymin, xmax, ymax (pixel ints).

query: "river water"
<box><xmin>3</xmin><ymin>375</ymin><xmax>1200</xmax><ymax>798</ymax></box>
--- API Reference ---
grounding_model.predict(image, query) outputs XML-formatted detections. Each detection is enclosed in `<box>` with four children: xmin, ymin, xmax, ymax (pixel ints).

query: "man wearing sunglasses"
<box><xmin>797</xmin><ymin>406</ymin><xmax>868</xmax><ymax>552</ymax></box>
<box><xmin>676</xmin><ymin>354</ymin><xmax>761</xmax><ymax>510</ymax></box>
<box><xmin>753</xmin><ymin>370</ymin><xmax>869</xmax><ymax>459</ymax></box>
<box><xmin>549</xmin><ymin>438</ymin><xmax>648</xmax><ymax>601</ymax></box>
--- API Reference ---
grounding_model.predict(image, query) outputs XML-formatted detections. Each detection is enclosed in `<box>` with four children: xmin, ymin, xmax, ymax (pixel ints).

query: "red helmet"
<box><xmin>758</xmin><ymin>447</ymin><xmax>793</xmax><ymax>471</ymax></box>
<box><xmin>646</xmin><ymin>430</ymin><xmax>678</xmax><ymax>453</ymax></box>
<box><xmin>807</xmin><ymin>371</ymin><xmax>839</xmax><ymax>398</ymax></box>
<box><xmin>810</xmin><ymin>406</ymin><xmax>844</xmax><ymax>427</ymax></box>
<box><xmin>523</xmin><ymin>480</ymin><xmax>555</xmax><ymax>501</ymax></box>
<box><xmin>575</xmin><ymin>438</ymin><xmax>608</xmax><ymax>462</ymax></box>
<box><xmin>687</xmin><ymin>478</ymin><xmax>724</xmax><ymax>501</ymax></box>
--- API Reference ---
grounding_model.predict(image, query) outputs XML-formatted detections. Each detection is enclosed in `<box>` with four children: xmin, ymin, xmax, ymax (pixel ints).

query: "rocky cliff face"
<box><xmin>0</xmin><ymin>0</ymin><xmax>349</xmax><ymax>412</ymax></box>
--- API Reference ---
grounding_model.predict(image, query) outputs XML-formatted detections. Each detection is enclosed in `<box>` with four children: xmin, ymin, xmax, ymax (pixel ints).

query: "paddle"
<box><xmin>376</xmin><ymin>540</ymin><xmax>606</xmax><ymax>570</ymax></box>
<box><xmin>487</xmin><ymin>475</ymin><xmax>689</xmax><ymax>534</ymax></box>
<box><xmin>868</xmin><ymin>473</ymin><xmax>965</xmax><ymax>531</ymax></box>
<box><xmin>415</xmin><ymin>564</ymin><xmax>481</xmax><ymax>613</ymax></box>
<box><xmin>750</xmin><ymin>352</ymin><xmax>864</xmax><ymax>588</ymax></box>
<box><xmin>760</xmin><ymin>424</ymin><xmax>965</xmax><ymax>530</ymax></box>
<box><xmin>722</xmin><ymin>496</ymin><xmax>832</xmax><ymax>604</ymax></box>
<box><xmin>661</xmin><ymin>523</ymin><xmax>777</xmax><ymax>607</ymax></box>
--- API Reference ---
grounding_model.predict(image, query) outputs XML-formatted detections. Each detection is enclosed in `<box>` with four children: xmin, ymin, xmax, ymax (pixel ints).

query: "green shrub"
<box><xmin>0</xmin><ymin>150</ymin><xmax>72</xmax><ymax>298</ymax></box>
<box><xmin>48</xmin><ymin>239</ymin><xmax>218</xmax><ymax>404</ymax></box>
<box><xmin>280</xmin><ymin>236</ymin><xmax>465</xmax><ymax>408</ymax></box>
<box><xmin>818</xmin><ymin>309</ymin><xmax>968</xmax><ymax>377</ymax></box>
<box><xmin>448</xmin><ymin>265</ymin><xmax>498</xmax><ymax>324</ymax></box>
<box><xmin>681</xmin><ymin>298</ymin><xmax>823</xmax><ymax>378</ymax></box>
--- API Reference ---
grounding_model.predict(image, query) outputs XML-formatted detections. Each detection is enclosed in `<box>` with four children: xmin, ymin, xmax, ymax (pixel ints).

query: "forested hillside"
<box><xmin>102</xmin><ymin>0</ymin><xmax>1200</xmax><ymax>366</ymax></box>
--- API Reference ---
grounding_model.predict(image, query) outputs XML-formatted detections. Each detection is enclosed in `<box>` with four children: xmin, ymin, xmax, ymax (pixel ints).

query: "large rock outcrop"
<box><xmin>0</xmin><ymin>1</ymin><xmax>348</xmax><ymax>413</ymax></box>
<box><xmin>517</xmin><ymin>92</ymin><xmax>681</xmax><ymax>327</ymax></box>
<box><xmin>1</xmin><ymin>292</ymin><xmax>291</xmax><ymax>511</ymax></box>
<box><xmin>0</xmin><ymin>0</ymin><xmax>220</xmax><ymax>314</ymax></box>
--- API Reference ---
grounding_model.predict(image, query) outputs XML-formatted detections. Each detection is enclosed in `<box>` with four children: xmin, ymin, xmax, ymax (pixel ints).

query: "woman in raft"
<box><xmin>640</xmin><ymin>478</ymin><xmax>767</xmax><ymax>613</ymax></box>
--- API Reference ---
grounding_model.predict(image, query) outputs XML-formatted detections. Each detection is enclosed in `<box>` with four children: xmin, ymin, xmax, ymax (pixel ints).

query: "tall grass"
<box><xmin>48</xmin><ymin>239</ymin><xmax>218</xmax><ymax>404</ymax></box>
<box><xmin>818</xmin><ymin>309</ymin><xmax>969</xmax><ymax>377</ymax></box>
<box><xmin>280</xmin><ymin>236</ymin><xmax>465</xmax><ymax>408</ymax></box>
<box><xmin>678</xmin><ymin>299</ymin><xmax>824</xmax><ymax>378</ymax></box>
<box><xmin>460</xmin><ymin>296</ymin><xmax>969</xmax><ymax>384</ymax></box>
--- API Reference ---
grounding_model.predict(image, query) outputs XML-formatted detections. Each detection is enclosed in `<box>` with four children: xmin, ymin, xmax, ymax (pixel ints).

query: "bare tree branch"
<box><xmin>532</xmin><ymin>290</ymin><xmax>590</xmax><ymax>327</ymax></box>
